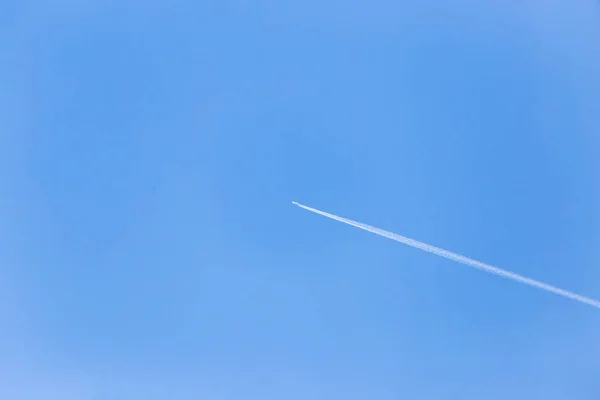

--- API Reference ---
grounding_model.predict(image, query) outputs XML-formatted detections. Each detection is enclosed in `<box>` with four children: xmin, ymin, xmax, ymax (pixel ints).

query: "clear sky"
<box><xmin>2</xmin><ymin>1</ymin><xmax>599</xmax><ymax>399</ymax></box>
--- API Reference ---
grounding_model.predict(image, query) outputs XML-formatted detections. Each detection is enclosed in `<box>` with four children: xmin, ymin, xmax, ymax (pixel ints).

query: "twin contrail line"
<box><xmin>292</xmin><ymin>201</ymin><xmax>600</xmax><ymax>310</ymax></box>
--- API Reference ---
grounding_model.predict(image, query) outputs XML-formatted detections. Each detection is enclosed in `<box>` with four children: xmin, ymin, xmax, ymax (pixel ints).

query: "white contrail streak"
<box><xmin>292</xmin><ymin>201</ymin><xmax>600</xmax><ymax>310</ymax></box>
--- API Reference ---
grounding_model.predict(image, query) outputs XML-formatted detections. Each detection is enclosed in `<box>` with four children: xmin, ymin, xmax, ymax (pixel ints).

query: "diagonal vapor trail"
<box><xmin>292</xmin><ymin>201</ymin><xmax>600</xmax><ymax>310</ymax></box>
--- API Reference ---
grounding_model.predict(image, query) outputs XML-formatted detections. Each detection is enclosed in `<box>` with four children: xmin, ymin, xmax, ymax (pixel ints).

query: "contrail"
<box><xmin>292</xmin><ymin>201</ymin><xmax>600</xmax><ymax>310</ymax></box>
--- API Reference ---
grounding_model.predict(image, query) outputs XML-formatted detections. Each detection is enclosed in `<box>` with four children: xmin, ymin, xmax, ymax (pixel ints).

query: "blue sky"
<box><xmin>1</xmin><ymin>1</ymin><xmax>599</xmax><ymax>399</ymax></box>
